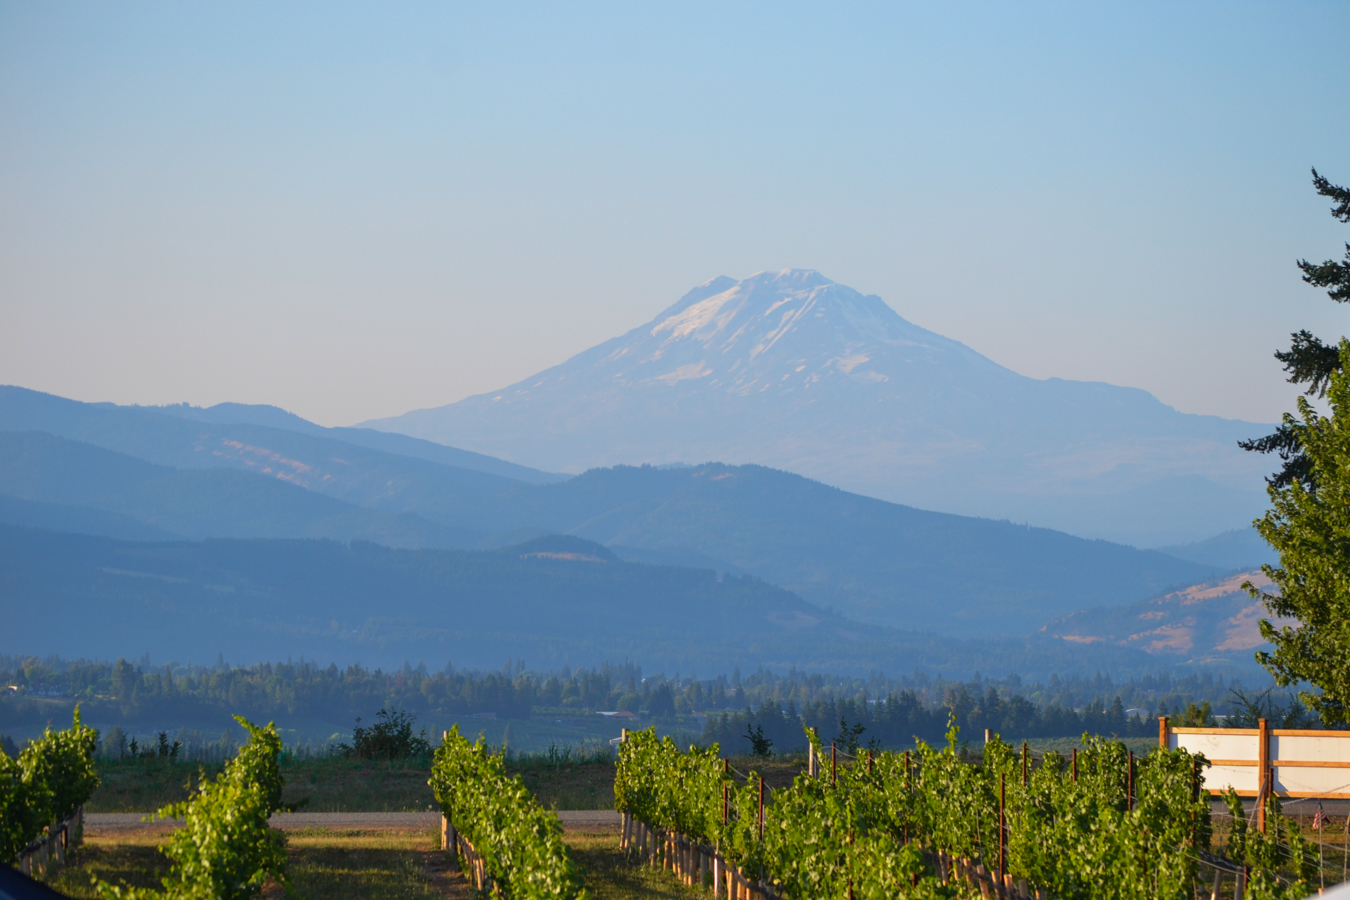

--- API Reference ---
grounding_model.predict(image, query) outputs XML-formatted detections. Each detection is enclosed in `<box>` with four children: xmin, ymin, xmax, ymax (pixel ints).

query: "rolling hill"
<box><xmin>417</xmin><ymin>462</ymin><xmax>1222</xmax><ymax>636</ymax></box>
<box><xmin>1040</xmin><ymin>570</ymin><xmax>1290</xmax><ymax>666</ymax></box>
<box><xmin>0</xmin><ymin>431</ymin><xmax>483</xmax><ymax>547</ymax></box>
<box><xmin>0</xmin><ymin>383</ymin><xmax>1231</xmax><ymax>636</ymax></box>
<box><xmin>145</xmin><ymin>399</ymin><xmax>566</xmax><ymax>484</ymax></box>
<box><xmin>0</xmin><ymin>525</ymin><xmax>1204</xmax><ymax>679</ymax></box>
<box><xmin>0</xmin><ymin>386</ymin><xmax>553</xmax><ymax>518</ymax></box>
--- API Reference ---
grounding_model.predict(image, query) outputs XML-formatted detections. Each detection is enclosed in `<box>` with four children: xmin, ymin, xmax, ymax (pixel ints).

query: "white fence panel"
<box><xmin>1166</xmin><ymin>721</ymin><xmax>1350</xmax><ymax>799</ymax></box>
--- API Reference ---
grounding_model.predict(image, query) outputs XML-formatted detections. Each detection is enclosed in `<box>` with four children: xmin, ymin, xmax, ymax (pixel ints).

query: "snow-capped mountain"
<box><xmin>364</xmin><ymin>270</ymin><xmax>1271</xmax><ymax>546</ymax></box>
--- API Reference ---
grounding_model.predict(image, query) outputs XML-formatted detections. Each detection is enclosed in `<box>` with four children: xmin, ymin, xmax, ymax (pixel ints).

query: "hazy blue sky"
<box><xmin>2</xmin><ymin>2</ymin><xmax>1346</xmax><ymax>427</ymax></box>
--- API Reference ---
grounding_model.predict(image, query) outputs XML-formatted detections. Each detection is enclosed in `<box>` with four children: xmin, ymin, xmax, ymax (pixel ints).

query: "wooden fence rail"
<box><xmin>1163</xmin><ymin>716</ymin><xmax>1350</xmax><ymax>806</ymax></box>
<box><xmin>441</xmin><ymin>815</ymin><xmax>498</xmax><ymax>896</ymax></box>
<box><xmin>14</xmin><ymin>807</ymin><xmax>84</xmax><ymax>878</ymax></box>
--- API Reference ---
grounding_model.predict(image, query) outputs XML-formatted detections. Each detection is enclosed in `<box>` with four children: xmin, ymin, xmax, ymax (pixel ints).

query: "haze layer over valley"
<box><xmin>1</xmin><ymin>385</ymin><xmax>1239</xmax><ymax>647</ymax></box>
<box><xmin>367</xmin><ymin>270</ymin><xmax>1271</xmax><ymax>547</ymax></box>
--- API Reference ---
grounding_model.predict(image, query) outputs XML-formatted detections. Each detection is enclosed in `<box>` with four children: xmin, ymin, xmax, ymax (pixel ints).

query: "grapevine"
<box><xmin>98</xmin><ymin>716</ymin><xmax>288</xmax><ymax>900</ymax></box>
<box><xmin>1</xmin><ymin>707</ymin><xmax>100</xmax><ymax>862</ymax></box>
<box><xmin>430</xmin><ymin>724</ymin><xmax>585</xmax><ymax>900</ymax></box>
<box><xmin>616</xmin><ymin>722</ymin><xmax>1311</xmax><ymax>899</ymax></box>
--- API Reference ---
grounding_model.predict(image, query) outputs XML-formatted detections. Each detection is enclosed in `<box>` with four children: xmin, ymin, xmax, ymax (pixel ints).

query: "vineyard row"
<box><xmin>614</xmin><ymin>724</ymin><xmax>1320</xmax><ymax>900</ymax></box>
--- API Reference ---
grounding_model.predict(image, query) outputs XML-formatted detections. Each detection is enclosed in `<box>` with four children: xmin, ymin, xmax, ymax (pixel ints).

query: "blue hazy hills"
<box><xmin>0</xmin><ymin>524</ymin><xmax>1233</xmax><ymax>679</ymax></box>
<box><xmin>0</xmin><ymin>383</ymin><xmax>1272</xmax><ymax>673</ymax></box>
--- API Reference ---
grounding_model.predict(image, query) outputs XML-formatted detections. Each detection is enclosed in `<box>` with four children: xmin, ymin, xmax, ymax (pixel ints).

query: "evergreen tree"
<box><xmin>1249</xmin><ymin>341</ymin><xmax>1350</xmax><ymax>725</ymax></box>
<box><xmin>1240</xmin><ymin>169</ymin><xmax>1350</xmax><ymax>487</ymax></box>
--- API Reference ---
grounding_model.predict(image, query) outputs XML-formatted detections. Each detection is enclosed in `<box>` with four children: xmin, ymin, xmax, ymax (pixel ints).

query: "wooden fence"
<box><xmin>1162</xmin><ymin>716</ymin><xmax>1350</xmax><ymax>801</ymax></box>
<box><xmin>14</xmin><ymin>807</ymin><xmax>84</xmax><ymax>878</ymax></box>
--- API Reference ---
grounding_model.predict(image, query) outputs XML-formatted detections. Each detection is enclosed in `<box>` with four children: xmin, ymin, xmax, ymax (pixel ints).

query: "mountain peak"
<box><xmin>362</xmin><ymin>271</ymin><xmax>1270</xmax><ymax>546</ymax></box>
<box><xmin>616</xmin><ymin>269</ymin><xmax>981</xmax><ymax>397</ymax></box>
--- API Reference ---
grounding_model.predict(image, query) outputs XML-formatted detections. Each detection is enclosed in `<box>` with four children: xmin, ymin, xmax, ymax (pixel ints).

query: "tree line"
<box><xmin>3</xmin><ymin>652</ymin><xmax>1286</xmax><ymax>753</ymax></box>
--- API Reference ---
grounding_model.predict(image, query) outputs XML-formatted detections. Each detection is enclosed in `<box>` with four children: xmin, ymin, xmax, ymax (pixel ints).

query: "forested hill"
<box><xmin>1</xmin><ymin>525</ymin><xmax>1200</xmax><ymax>679</ymax></box>
<box><xmin>0</xmin><ymin>386</ymin><xmax>1232</xmax><ymax>637</ymax></box>
<box><xmin>429</xmin><ymin>463</ymin><xmax>1221</xmax><ymax>636</ymax></box>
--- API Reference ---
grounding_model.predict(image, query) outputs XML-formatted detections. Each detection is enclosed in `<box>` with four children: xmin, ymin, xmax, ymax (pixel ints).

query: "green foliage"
<box><xmin>1250</xmin><ymin>342</ymin><xmax>1350</xmax><ymax>726</ymax></box>
<box><xmin>1171</xmin><ymin>701</ymin><xmax>1214</xmax><ymax>727</ymax></box>
<box><xmin>1218</xmin><ymin>789</ymin><xmax>1317</xmax><ymax>900</ymax></box>
<box><xmin>19</xmin><ymin>706</ymin><xmax>102</xmax><ymax>821</ymax></box>
<box><xmin>617</xmin><ymin>722</ymin><xmax>1227</xmax><ymax>900</ymax></box>
<box><xmin>762</xmin><ymin>729</ymin><xmax>936</xmax><ymax>900</ymax></box>
<box><xmin>337</xmin><ymin>708</ymin><xmax>431</xmax><ymax>760</ymax></box>
<box><xmin>0</xmin><ymin>746</ymin><xmax>51</xmax><ymax>862</ymax></box>
<box><xmin>743</xmin><ymin>724</ymin><xmax>773</xmax><ymax>758</ymax></box>
<box><xmin>0</xmin><ymin>707</ymin><xmax>99</xmax><ymax>861</ymax></box>
<box><xmin>429</xmin><ymin>725</ymin><xmax>584</xmax><ymax>900</ymax></box>
<box><xmin>614</xmin><ymin>728</ymin><xmax>726</xmax><ymax>847</ymax></box>
<box><xmin>99</xmin><ymin>716</ymin><xmax>288</xmax><ymax>900</ymax></box>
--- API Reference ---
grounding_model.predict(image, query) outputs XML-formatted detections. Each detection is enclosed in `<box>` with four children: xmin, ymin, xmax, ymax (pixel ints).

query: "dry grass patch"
<box><xmin>44</xmin><ymin>828</ymin><xmax>172</xmax><ymax>899</ymax></box>
<box><xmin>42</xmin><ymin>825</ymin><xmax>472</xmax><ymax>900</ymax></box>
<box><xmin>280</xmin><ymin>827</ymin><xmax>469</xmax><ymax>900</ymax></box>
<box><xmin>564</xmin><ymin>831</ymin><xmax>708</xmax><ymax>900</ymax></box>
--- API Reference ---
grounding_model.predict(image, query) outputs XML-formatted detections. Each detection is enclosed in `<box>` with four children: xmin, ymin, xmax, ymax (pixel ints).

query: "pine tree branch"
<box><xmin>1312</xmin><ymin>168</ymin><xmax>1350</xmax><ymax>223</ymax></box>
<box><xmin>1273</xmin><ymin>330</ymin><xmax>1343</xmax><ymax>396</ymax></box>
<box><xmin>1298</xmin><ymin>251</ymin><xmax>1350</xmax><ymax>303</ymax></box>
<box><xmin>1238</xmin><ymin>423</ymin><xmax>1315</xmax><ymax>489</ymax></box>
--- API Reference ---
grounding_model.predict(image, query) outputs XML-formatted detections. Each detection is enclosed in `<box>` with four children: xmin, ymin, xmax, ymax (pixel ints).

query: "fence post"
<box><xmin>1127</xmin><ymin>751</ymin><xmax>1134</xmax><ymax>811</ymax></box>
<box><xmin>1257</xmin><ymin>719</ymin><xmax>1269</xmax><ymax>834</ymax></box>
<box><xmin>1159</xmin><ymin>715</ymin><xmax>1169</xmax><ymax>749</ymax></box>
<box><xmin>757</xmin><ymin>776</ymin><xmax>764</xmax><ymax>841</ymax></box>
<box><xmin>1191</xmin><ymin>758</ymin><xmax>1198</xmax><ymax>846</ymax></box>
<box><xmin>443</xmin><ymin>816</ymin><xmax>460</xmax><ymax>871</ymax></box>
<box><xmin>998</xmin><ymin>773</ymin><xmax>1006</xmax><ymax>881</ymax></box>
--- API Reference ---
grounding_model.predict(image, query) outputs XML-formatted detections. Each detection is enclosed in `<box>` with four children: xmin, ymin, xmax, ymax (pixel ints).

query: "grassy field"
<box><xmin>87</xmin><ymin>757</ymin><xmax>440</xmax><ymax>813</ymax></box>
<box><xmin>85</xmin><ymin>752</ymin><xmax>810</xmax><ymax>814</ymax></box>
<box><xmin>87</xmin><ymin>756</ymin><xmax>622</xmax><ymax>813</ymax></box>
